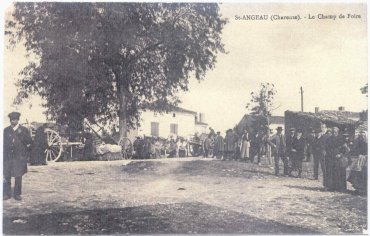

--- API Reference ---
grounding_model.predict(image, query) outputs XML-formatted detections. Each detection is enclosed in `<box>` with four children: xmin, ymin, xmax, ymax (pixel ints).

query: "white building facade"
<box><xmin>128</xmin><ymin>107</ymin><xmax>208</xmax><ymax>140</ymax></box>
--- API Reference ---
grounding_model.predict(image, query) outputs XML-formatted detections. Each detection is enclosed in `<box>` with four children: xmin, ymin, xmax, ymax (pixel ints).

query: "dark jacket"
<box><xmin>30</xmin><ymin>125</ymin><xmax>48</xmax><ymax>165</ymax></box>
<box><xmin>312</xmin><ymin>134</ymin><xmax>328</xmax><ymax>157</ymax></box>
<box><xmin>3</xmin><ymin>125</ymin><xmax>32</xmax><ymax>177</ymax></box>
<box><xmin>270</xmin><ymin>133</ymin><xmax>286</xmax><ymax>155</ymax></box>
<box><xmin>292</xmin><ymin>136</ymin><xmax>305</xmax><ymax>159</ymax></box>
<box><xmin>286</xmin><ymin>134</ymin><xmax>295</xmax><ymax>153</ymax></box>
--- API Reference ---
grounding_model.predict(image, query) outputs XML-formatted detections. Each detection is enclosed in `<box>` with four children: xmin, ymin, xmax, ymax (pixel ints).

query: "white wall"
<box><xmin>195</xmin><ymin>124</ymin><xmax>208</xmax><ymax>134</ymax></box>
<box><xmin>137</xmin><ymin>111</ymin><xmax>196</xmax><ymax>138</ymax></box>
<box><xmin>269</xmin><ymin>123</ymin><xmax>285</xmax><ymax>132</ymax></box>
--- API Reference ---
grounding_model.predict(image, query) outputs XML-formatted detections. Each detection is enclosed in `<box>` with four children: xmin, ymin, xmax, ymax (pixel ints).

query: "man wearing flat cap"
<box><xmin>3</xmin><ymin>112</ymin><xmax>32</xmax><ymax>200</ymax></box>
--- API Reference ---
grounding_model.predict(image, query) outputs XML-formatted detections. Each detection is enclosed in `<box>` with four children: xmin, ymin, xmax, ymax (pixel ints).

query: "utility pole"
<box><xmin>300</xmin><ymin>86</ymin><xmax>304</xmax><ymax>112</ymax></box>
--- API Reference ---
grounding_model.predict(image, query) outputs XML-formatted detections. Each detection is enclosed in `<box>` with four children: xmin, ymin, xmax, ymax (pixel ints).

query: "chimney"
<box><xmin>199</xmin><ymin>113</ymin><xmax>205</xmax><ymax>123</ymax></box>
<box><xmin>315</xmin><ymin>107</ymin><xmax>319</xmax><ymax>113</ymax></box>
<box><xmin>338</xmin><ymin>106</ymin><xmax>345</xmax><ymax>111</ymax></box>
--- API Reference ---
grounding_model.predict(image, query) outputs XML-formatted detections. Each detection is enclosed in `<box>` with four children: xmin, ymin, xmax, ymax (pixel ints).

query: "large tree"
<box><xmin>245</xmin><ymin>82</ymin><xmax>277</xmax><ymax>128</ymax></box>
<box><xmin>360</xmin><ymin>83</ymin><xmax>368</xmax><ymax>97</ymax></box>
<box><xmin>6</xmin><ymin>2</ymin><xmax>226</xmax><ymax>138</ymax></box>
<box><xmin>246</xmin><ymin>83</ymin><xmax>277</xmax><ymax>116</ymax></box>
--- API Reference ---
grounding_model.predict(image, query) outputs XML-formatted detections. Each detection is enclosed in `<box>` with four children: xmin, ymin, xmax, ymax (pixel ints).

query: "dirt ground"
<box><xmin>2</xmin><ymin>157</ymin><xmax>367</xmax><ymax>235</ymax></box>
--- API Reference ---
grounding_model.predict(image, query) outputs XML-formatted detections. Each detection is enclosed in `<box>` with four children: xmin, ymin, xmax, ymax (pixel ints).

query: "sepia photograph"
<box><xmin>1</xmin><ymin>1</ymin><xmax>368</xmax><ymax>235</ymax></box>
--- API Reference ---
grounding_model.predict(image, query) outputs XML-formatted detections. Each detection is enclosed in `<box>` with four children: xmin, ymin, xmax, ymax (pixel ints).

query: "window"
<box><xmin>151</xmin><ymin>122</ymin><xmax>159</xmax><ymax>137</ymax></box>
<box><xmin>170</xmin><ymin>123</ymin><xmax>178</xmax><ymax>135</ymax></box>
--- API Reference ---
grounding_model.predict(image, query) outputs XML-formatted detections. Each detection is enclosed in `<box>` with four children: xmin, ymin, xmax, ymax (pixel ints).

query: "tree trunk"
<box><xmin>119</xmin><ymin>85</ymin><xmax>128</xmax><ymax>140</ymax></box>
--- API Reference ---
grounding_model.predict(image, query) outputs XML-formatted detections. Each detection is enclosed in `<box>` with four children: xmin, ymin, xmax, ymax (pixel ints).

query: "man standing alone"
<box><xmin>270</xmin><ymin>127</ymin><xmax>288</xmax><ymax>176</ymax></box>
<box><xmin>3</xmin><ymin>112</ymin><xmax>32</xmax><ymax>200</ymax></box>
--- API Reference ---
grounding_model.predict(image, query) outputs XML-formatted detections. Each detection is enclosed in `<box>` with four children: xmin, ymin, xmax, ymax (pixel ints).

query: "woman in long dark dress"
<box><xmin>325</xmin><ymin>127</ymin><xmax>348</xmax><ymax>192</ymax></box>
<box><xmin>30</xmin><ymin>124</ymin><xmax>48</xmax><ymax>165</ymax></box>
<box><xmin>333</xmin><ymin>136</ymin><xmax>350</xmax><ymax>192</ymax></box>
<box><xmin>348</xmin><ymin>130</ymin><xmax>368</xmax><ymax>194</ymax></box>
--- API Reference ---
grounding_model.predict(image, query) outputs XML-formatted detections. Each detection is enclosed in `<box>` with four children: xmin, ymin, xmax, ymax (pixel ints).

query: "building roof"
<box><xmin>172</xmin><ymin>107</ymin><xmax>197</xmax><ymax>115</ymax></box>
<box><xmin>236</xmin><ymin>114</ymin><xmax>268</xmax><ymax>135</ymax></box>
<box><xmin>270</xmin><ymin>116</ymin><xmax>284</xmax><ymax>124</ymax></box>
<box><xmin>285</xmin><ymin>110</ymin><xmax>359</xmax><ymax>126</ymax></box>
<box><xmin>319</xmin><ymin>110</ymin><xmax>359</xmax><ymax>120</ymax></box>
<box><xmin>142</xmin><ymin>106</ymin><xmax>198</xmax><ymax>115</ymax></box>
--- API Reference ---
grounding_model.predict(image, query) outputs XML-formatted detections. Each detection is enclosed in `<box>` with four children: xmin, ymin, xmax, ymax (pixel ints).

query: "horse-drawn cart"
<box><xmin>188</xmin><ymin>133</ymin><xmax>214</xmax><ymax>157</ymax></box>
<box><xmin>25</xmin><ymin>121</ymin><xmax>133</xmax><ymax>163</ymax></box>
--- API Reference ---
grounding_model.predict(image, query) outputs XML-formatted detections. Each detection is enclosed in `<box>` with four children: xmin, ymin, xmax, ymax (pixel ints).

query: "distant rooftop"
<box><xmin>286</xmin><ymin>110</ymin><xmax>359</xmax><ymax>126</ymax></box>
<box><xmin>270</xmin><ymin>116</ymin><xmax>284</xmax><ymax>124</ymax></box>
<box><xmin>319</xmin><ymin>110</ymin><xmax>359</xmax><ymax>120</ymax></box>
<box><xmin>172</xmin><ymin>107</ymin><xmax>197</xmax><ymax>115</ymax></box>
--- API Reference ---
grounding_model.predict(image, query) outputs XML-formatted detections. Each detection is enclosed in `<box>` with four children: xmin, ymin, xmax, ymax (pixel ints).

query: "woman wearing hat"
<box><xmin>348</xmin><ymin>130</ymin><xmax>367</xmax><ymax>194</ymax></box>
<box><xmin>3</xmin><ymin>112</ymin><xmax>33</xmax><ymax>200</ymax></box>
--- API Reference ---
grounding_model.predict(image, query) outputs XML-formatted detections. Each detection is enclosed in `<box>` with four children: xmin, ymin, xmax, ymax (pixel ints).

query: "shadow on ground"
<box><xmin>284</xmin><ymin>185</ymin><xmax>326</xmax><ymax>192</ymax></box>
<box><xmin>4</xmin><ymin>202</ymin><xmax>321</xmax><ymax>235</ymax></box>
<box><xmin>172</xmin><ymin>160</ymin><xmax>276</xmax><ymax>178</ymax></box>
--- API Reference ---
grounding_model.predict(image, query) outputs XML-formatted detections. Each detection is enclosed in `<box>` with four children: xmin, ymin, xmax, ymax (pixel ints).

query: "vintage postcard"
<box><xmin>1</xmin><ymin>1</ymin><xmax>368</xmax><ymax>235</ymax></box>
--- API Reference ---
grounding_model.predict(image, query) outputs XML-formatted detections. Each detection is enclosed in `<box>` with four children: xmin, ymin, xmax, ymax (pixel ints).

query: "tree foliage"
<box><xmin>360</xmin><ymin>83</ymin><xmax>368</xmax><ymax>97</ymax></box>
<box><xmin>245</xmin><ymin>83</ymin><xmax>277</xmax><ymax>119</ymax></box>
<box><xmin>6</xmin><ymin>3</ymin><xmax>226</xmax><ymax>136</ymax></box>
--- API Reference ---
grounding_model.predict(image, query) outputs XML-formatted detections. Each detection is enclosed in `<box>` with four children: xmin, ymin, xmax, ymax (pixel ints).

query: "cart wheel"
<box><xmin>189</xmin><ymin>144</ymin><xmax>200</xmax><ymax>157</ymax></box>
<box><xmin>44</xmin><ymin>128</ymin><xmax>63</xmax><ymax>162</ymax></box>
<box><xmin>119</xmin><ymin>137</ymin><xmax>133</xmax><ymax>160</ymax></box>
<box><xmin>208</xmin><ymin>148</ymin><xmax>214</xmax><ymax>158</ymax></box>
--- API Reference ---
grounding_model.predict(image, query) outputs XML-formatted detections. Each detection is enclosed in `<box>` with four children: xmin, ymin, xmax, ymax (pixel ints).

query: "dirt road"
<box><xmin>3</xmin><ymin>158</ymin><xmax>367</xmax><ymax>234</ymax></box>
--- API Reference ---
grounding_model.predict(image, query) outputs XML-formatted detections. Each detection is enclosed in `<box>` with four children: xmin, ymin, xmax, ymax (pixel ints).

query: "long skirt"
<box><xmin>324</xmin><ymin>155</ymin><xmax>335</xmax><ymax>190</ymax></box>
<box><xmin>333</xmin><ymin>159</ymin><xmax>347</xmax><ymax>192</ymax></box>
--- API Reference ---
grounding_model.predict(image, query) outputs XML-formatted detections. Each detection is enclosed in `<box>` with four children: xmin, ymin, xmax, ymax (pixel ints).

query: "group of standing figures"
<box><xmin>206</xmin><ymin>124</ymin><xmax>367</xmax><ymax>193</ymax></box>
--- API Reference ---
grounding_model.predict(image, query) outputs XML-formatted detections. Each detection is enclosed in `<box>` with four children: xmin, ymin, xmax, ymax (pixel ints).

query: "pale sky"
<box><xmin>2</xmin><ymin>3</ymin><xmax>368</xmax><ymax>132</ymax></box>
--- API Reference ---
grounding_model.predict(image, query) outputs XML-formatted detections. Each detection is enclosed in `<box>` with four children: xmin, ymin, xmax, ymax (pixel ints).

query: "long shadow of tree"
<box><xmin>4</xmin><ymin>202</ymin><xmax>321</xmax><ymax>235</ymax></box>
<box><xmin>171</xmin><ymin>160</ymin><xmax>276</xmax><ymax>178</ymax></box>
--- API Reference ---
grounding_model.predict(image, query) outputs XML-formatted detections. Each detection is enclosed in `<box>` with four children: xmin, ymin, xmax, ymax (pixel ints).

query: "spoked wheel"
<box><xmin>189</xmin><ymin>144</ymin><xmax>202</xmax><ymax>157</ymax></box>
<box><xmin>44</xmin><ymin>128</ymin><xmax>63</xmax><ymax>162</ymax></box>
<box><xmin>119</xmin><ymin>137</ymin><xmax>133</xmax><ymax>160</ymax></box>
<box><xmin>208</xmin><ymin>148</ymin><xmax>214</xmax><ymax>158</ymax></box>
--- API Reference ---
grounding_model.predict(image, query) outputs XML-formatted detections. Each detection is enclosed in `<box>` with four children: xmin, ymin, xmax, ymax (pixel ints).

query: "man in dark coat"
<box><xmin>312</xmin><ymin>127</ymin><xmax>328</xmax><ymax>180</ymax></box>
<box><xmin>224</xmin><ymin>129</ymin><xmax>235</xmax><ymax>160</ymax></box>
<box><xmin>286</xmin><ymin>128</ymin><xmax>296</xmax><ymax>174</ymax></box>
<box><xmin>83</xmin><ymin>128</ymin><xmax>95</xmax><ymax>161</ymax></box>
<box><xmin>290</xmin><ymin>129</ymin><xmax>305</xmax><ymax>178</ymax></box>
<box><xmin>203</xmin><ymin>135</ymin><xmax>212</xmax><ymax>158</ymax></box>
<box><xmin>30</xmin><ymin>124</ymin><xmax>48</xmax><ymax>165</ymax></box>
<box><xmin>213</xmin><ymin>132</ymin><xmax>224</xmax><ymax>159</ymax></box>
<box><xmin>3</xmin><ymin>112</ymin><xmax>32</xmax><ymax>200</ymax></box>
<box><xmin>270</xmin><ymin>127</ymin><xmax>288</xmax><ymax>176</ymax></box>
<box><xmin>305</xmin><ymin>128</ymin><xmax>315</xmax><ymax>162</ymax></box>
<box><xmin>133</xmin><ymin>136</ymin><xmax>141</xmax><ymax>159</ymax></box>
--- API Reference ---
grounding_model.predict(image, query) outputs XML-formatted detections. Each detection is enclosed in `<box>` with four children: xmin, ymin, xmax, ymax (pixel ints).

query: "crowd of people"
<box><xmin>3</xmin><ymin>111</ymin><xmax>367</xmax><ymax>201</ymax></box>
<box><xmin>205</xmin><ymin>124</ymin><xmax>367</xmax><ymax>194</ymax></box>
<box><xmin>132</xmin><ymin>135</ymin><xmax>189</xmax><ymax>159</ymax></box>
